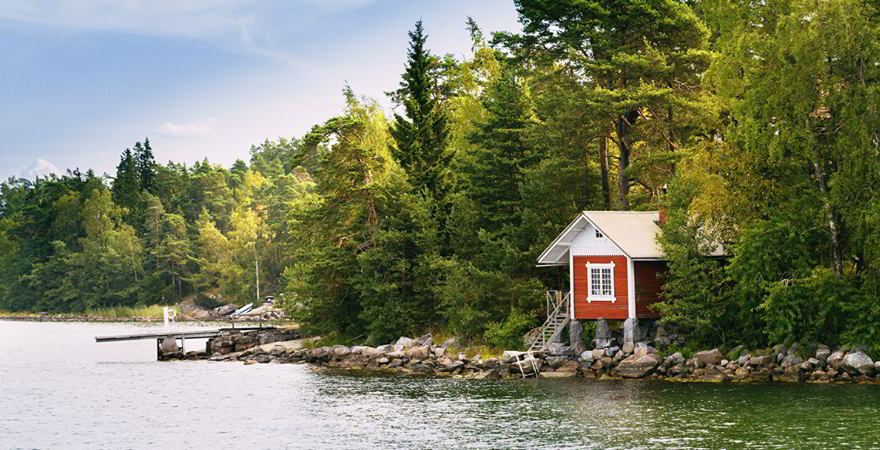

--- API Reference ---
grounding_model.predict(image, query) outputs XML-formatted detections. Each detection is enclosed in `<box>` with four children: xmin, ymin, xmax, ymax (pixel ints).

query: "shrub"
<box><xmin>485</xmin><ymin>309</ymin><xmax>536</xmax><ymax>350</ymax></box>
<box><xmin>194</xmin><ymin>294</ymin><xmax>224</xmax><ymax>310</ymax></box>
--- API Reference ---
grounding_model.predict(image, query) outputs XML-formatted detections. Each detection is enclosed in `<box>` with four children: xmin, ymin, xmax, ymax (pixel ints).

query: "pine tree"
<box><xmin>134</xmin><ymin>139</ymin><xmax>157</xmax><ymax>194</ymax></box>
<box><xmin>503</xmin><ymin>0</ymin><xmax>713</xmax><ymax>208</ymax></box>
<box><xmin>389</xmin><ymin>20</ymin><xmax>451</xmax><ymax>202</ymax></box>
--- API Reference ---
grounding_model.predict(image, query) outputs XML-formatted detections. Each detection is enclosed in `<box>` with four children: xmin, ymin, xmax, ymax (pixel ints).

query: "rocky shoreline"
<box><xmin>194</xmin><ymin>330</ymin><xmax>880</xmax><ymax>384</ymax></box>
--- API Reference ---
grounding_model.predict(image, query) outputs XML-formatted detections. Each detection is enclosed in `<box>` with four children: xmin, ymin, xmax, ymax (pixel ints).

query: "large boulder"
<box><xmin>664</xmin><ymin>352</ymin><xmax>685</xmax><ymax>367</ymax></box>
<box><xmin>502</xmin><ymin>351</ymin><xmax>525</xmax><ymax>363</ymax></box>
<box><xmin>593</xmin><ymin>338</ymin><xmax>616</xmax><ymax>349</ymax></box>
<box><xmin>842</xmin><ymin>351</ymin><xmax>874</xmax><ymax>375</ymax></box>
<box><xmin>548</xmin><ymin>343</ymin><xmax>576</xmax><ymax>356</ymax></box>
<box><xmin>331</xmin><ymin>345</ymin><xmax>351</xmax><ymax>357</ymax></box>
<box><xmin>543</xmin><ymin>361</ymin><xmax>578</xmax><ymax>378</ymax></box>
<box><xmin>545</xmin><ymin>356</ymin><xmax>569</xmax><ymax>369</ymax></box>
<box><xmin>416</xmin><ymin>333</ymin><xmax>433</xmax><ymax>347</ymax></box>
<box><xmin>513</xmin><ymin>357</ymin><xmax>542</xmax><ymax>375</ymax></box>
<box><xmin>160</xmin><ymin>337</ymin><xmax>180</xmax><ymax>354</ymax></box>
<box><xmin>633</xmin><ymin>343</ymin><xmax>655</xmax><ymax>358</ymax></box>
<box><xmin>694</xmin><ymin>348</ymin><xmax>723</xmax><ymax>366</ymax></box>
<box><xmin>212</xmin><ymin>304</ymin><xmax>237</xmax><ymax>317</ymax></box>
<box><xmin>360</xmin><ymin>347</ymin><xmax>382</xmax><ymax>358</ymax></box>
<box><xmin>394</xmin><ymin>337</ymin><xmax>416</xmax><ymax>351</ymax></box>
<box><xmin>405</xmin><ymin>345</ymin><xmax>431</xmax><ymax>360</ymax></box>
<box><xmin>815</xmin><ymin>348</ymin><xmax>831</xmax><ymax>362</ymax></box>
<box><xmin>780</xmin><ymin>354</ymin><xmax>803</xmax><ymax>368</ymax></box>
<box><xmin>437</xmin><ymin>359</ymin><xmax>464</xmax><ymax>373</ymax></box>
<box><xmin>616</xmin><ymin>353</ymin><xmax>661</xmax><ymax>378</ymax></box>
<box><xmin>375</xmin><ymin>344</ymin><xmax>394</xmax><ymax>353</ymax></box>
<box><xmin>749</xmin><ymin>355</ymin><xmax>771</xmax><ymax>367</ymax></box>
<box><xmin>827</xmin><ymin>350</ymin><xmax>846</xmax><ymax>368</ymax></box>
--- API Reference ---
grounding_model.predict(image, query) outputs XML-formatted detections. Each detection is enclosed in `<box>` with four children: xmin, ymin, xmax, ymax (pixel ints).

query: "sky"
<box><xmin>0</xmin><ymin>0</ymin><xmax>522</xmax><ymax>179</ymax></box>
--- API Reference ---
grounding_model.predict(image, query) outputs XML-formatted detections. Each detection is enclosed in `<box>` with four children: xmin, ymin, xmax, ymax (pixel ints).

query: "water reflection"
<box><xmin>1</xmin><ymin>321</ymin><xmax>879</xmax><ymax>449</ymax></box>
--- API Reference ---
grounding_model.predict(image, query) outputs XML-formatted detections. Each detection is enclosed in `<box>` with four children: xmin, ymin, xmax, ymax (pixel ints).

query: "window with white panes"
<box><xmin>587</xmin><ymin>262</ymin><xmax>615</xmax><ymax>302</ymax></box>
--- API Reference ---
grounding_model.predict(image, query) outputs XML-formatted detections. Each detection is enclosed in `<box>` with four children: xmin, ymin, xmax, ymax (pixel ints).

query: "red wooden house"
<box><xmin>538</xmin><ymin>211</ymin><xmax>668</xmax><ymax>321</ymax></box>
<box><xmin>533</xmin><ymin>211</ymin><xmax>670</xmax><ymax>347</ymax></box>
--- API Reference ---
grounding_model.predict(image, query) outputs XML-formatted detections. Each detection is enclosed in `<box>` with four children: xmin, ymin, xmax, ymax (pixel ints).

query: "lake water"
<box><xmin>1</xmin><ymin>321</ymin><xmax>879</xmax><ymax>449</ymax></box>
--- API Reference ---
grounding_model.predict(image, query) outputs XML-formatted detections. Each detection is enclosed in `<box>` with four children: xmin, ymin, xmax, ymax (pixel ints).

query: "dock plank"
<box><xmin>95</xmin><ymin>327</ymin><xmax>267</xmax><ymax>342</ymax></box>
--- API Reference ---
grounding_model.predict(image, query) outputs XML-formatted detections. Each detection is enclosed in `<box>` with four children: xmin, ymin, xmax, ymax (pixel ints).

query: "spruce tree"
<box><xmin>389</xmin><ymin>20</ymin><xmax>451</xmax><ymax>202</ymax></box>
<box><xmin>134</xmin><ymin>139</ymin><xmax>157</xmax><ymax>194</ymax></box>
<box><xmin>468</xmin><ymin>66</ymin><xmax>536</xmax><ymax>232</ymax></box>
<box><xmin>111</xmin><ymin>148</ymin><xmax>141</xmax><ymax>214</ymax></box>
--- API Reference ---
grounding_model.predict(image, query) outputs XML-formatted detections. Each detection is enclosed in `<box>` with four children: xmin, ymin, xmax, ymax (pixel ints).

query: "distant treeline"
<box><xmin>3</xmin><ymin>0</ymin><xmax>880</xmax><ymax>354</ymax></box>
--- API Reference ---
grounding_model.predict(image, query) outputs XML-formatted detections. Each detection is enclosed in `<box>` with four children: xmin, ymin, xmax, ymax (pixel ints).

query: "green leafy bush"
<box><xmin>485</xmin><ymin>310</ymin><xmax>536</xmax><ymax>350</ymax></box>
<box><xmin>195</xmin><ymin>294</ymin><xmax>224</xmax><ymax>310</ymax></box>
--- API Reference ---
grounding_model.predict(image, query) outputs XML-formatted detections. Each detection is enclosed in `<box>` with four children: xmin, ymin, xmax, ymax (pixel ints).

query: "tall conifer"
<box><xmin>389</xmin><ymin>20</ymin><xmax>451</xmax><ymax>202</ymax></box>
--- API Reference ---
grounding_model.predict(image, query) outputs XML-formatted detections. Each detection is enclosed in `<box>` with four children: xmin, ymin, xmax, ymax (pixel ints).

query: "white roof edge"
<box><xmin>538</xmin><ymin>211</ymin><xmax>671</xmax><ymax>265</ymax></box>
<box><xmin>535</xmin><ymin>213</ymin><xmax>587</xmax><ymax>265</ymax></box>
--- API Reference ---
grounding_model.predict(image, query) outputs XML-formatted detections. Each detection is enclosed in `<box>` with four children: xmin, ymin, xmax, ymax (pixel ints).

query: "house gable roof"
<box><xmin>536</xmin><ymin>211</ymin><xmax>665</xmax><ymax>265</ymax></box>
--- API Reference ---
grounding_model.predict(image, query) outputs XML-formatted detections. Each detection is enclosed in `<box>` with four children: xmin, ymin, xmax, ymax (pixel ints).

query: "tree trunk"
<box><xmin>599</xmin><ymin>135</ymin><xmax>612</xmax><ymax>209</ymax></box>
<box><xmin>813</xmin><ymin>160</ymin><xmax>844</xmax><ymax>278</ymax></box>
<box><xmin>667</xmin><ymin>105</ymin><xmax>676</xmax><ymax>176</ymax></box>
<box><xmin>615</xmin><ymin>110</ymin><xmax>638</xmax><ymax>210</ymax></box>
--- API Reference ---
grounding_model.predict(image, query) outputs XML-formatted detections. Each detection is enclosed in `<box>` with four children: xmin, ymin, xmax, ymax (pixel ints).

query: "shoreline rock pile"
<box><xmin>204</xmin><ymin>332</ymin><xmax>880</xmax><ymax>384</ymax></box>
<box><xmin>160</xmin><ymin>327</ymin><xmax>300</xmax><ymax>360</ymax></box>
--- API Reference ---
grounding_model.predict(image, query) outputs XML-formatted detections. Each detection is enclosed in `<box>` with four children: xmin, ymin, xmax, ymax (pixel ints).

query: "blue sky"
<box><xmin>0</xmin><ymin>0</ymin><xmax>522</xmax><ymax>179</ymax></box>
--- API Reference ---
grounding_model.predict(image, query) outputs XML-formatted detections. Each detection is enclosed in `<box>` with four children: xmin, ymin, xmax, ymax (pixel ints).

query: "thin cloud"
<box><xmin>157</xmin><ymin>118</ymin><xmax>219</xmax><ymax>138</ymax></box>
<box><xmin>0</xmin><ymin>0</ymin><xmax>376</xmax><ymax>60</ymax></box>
<box><xmin>18</xmin><ymin>158</ymin><xmax>59</xmax><ymax>179</ymax></box>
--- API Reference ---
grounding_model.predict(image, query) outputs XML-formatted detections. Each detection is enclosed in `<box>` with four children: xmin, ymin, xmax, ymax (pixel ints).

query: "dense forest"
<box><xmin>3</xmin><ymin>0</ymin><xmax>880</xmax><ymax>353</ymax></box>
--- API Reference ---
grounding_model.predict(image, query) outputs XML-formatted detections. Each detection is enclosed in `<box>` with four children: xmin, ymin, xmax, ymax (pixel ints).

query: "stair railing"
<box><xmin>527</xmin><ymin>291</ymin><xmax>571</xmax><ymax>351</ymax></box>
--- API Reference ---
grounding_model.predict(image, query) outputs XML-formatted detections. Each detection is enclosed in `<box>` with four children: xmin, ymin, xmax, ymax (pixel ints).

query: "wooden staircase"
<box><xmin>526</xmin><ymin>291</ymin><xmax>571</xmax><ymax>352</ymax></box>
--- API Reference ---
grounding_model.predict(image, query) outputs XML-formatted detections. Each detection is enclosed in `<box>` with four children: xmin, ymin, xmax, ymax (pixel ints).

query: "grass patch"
<box><xmin>445</xmin><ymin>341</ymin><xmax>504</xmax><ymax>360</ymax></box>
<box><xmin>0</xmin><ymin>310</ymin><xmax>41</xmax><ymax>317</ymax></box>
<box><xmin>84</xmin><ymin>305</ymin><xmax>178</xmax><ymax>319</ymax></box>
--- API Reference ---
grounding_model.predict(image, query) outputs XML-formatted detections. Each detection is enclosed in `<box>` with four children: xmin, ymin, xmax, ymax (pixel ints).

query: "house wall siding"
<box><xmin>570</xmin><ymin>223</ymin><xmax>625</xmax><ymax>256</ymax></box>
<box><xmin>572</xmin><ymin>255</ymin><xmax>629</xmax><ymax>320</ymax></box>
<box><xmin>634</xmin><ymin>260</ymin><xmax>667</xmax><ymax>319</ymax></box>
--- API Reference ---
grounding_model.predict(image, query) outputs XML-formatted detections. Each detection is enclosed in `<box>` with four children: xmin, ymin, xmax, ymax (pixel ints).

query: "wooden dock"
<box><xmin>95</xmin><ymin>327</ymin><xmax>269</xmax><ymax>359</ymax></box>
<box><xmin>94</xmin><ymin>328</ymin><xmax>261</xmax><ymax>342</ymax></box>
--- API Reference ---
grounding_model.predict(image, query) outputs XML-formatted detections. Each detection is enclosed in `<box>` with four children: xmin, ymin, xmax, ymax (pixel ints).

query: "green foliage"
<box><xmin>10</xmin><ymin>5</ymin><xmax>880</xmax><ymax>353</ymax></box>
<box><xmin>760</xmin><ymin>269</ymin><xmax>850</xmax><ymax>347</ymax></box>
<box><xmin>194</xmin><ymin>294</ymin><xmax>224</xmax><ymax>311</ymax></box>
<box><xmin>500</xmin><ymin>0</ymin><xmax>715</xmax><ymax>208</ymax></box>
<box><xmin>485</xmin><ymin>309</ymin><xmax>536</xmax><ymax>350</ymax></box>
<box><xmin>654</xmin><ymin>176</ymin><xmax>738</xmax><ymax>346</ymax></box>
<box><xmin>656</xmin><ymin>0</ymin><xmax>880</xmax><ymax>351</ymax></box>
<box><xmin>389</xmin><ymin>20</ymin><xmax>452</xmax><ymax>203</ymax></box>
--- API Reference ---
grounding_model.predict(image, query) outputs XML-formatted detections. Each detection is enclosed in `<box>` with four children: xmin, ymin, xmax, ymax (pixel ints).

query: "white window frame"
<box><xmin>586</xmin><ymin>262</ymin><xmax>616</xmax><ymax>302</ymax></box>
